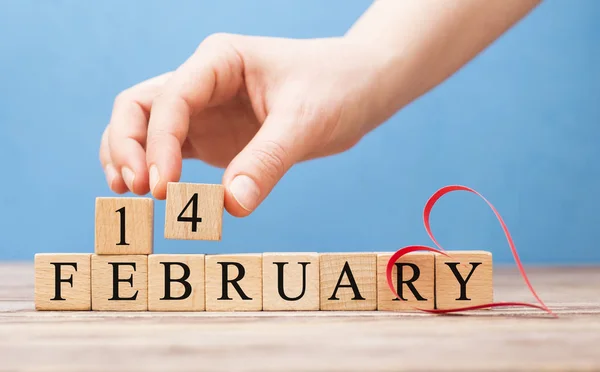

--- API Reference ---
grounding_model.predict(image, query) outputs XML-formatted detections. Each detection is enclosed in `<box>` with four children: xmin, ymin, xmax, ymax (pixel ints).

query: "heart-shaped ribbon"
<box><xmin>386</xmin><ymin>185</ymin><xmax>556</xmax><ymax>316</ymax></box>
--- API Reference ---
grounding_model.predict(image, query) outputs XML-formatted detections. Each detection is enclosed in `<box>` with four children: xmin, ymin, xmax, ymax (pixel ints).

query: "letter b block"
<box><xmin>320</xmin><ymin>253</ymin><xmax>377</xmax><ymax>311</ymax></box>
<box><xmin>34</xmin><ymin>254</ymin><xmax>91</xmax><ymax>311</ymax></box>
<box><xmin>435</xmin><ymin>251</ymin><xmax>493</xmax><ymax>309</ymax></box>
<box><xmin>91</xmin><ymin>255</ymin><xmax>148</xmax><ymax>311</ymax></box>
<box><xmin>263</xmin><ymin>253</ymin><xmax>320</xmax><ymax>311</ymax></box>
<box><xmin>148</xmin><ymin>254</ymin><xmax>205</xmax><ymax>311</ymax></box>
<box><xmin>205</xmin><ymin>254</ymin><xmax>262</xmax><ymax>311</ymax></box>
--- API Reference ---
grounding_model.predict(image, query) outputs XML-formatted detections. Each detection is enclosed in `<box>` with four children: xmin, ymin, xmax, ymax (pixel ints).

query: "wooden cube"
<box><xmin>164</xmin><ymin>183</ymin><xmax>224</xmax><ymax>241</ymax></box>
<box><xmin>91</xmin><ymin>255</ymin><xmax>148</xmax><ymax>311</ymax></box>
<box><xmin>263</xmin><ymin>253</ymin><xmax>319</xmax><ymax>311</ymax></box>
<box><xmin>205</xmin><ymin>254</ymin><xmax>262</xmax><ymax>311</ymax></box>
<box><xmin>320</xmin><ymin>253</ymin><xmax>377</xmax><ymax>311</ymax></box>
<box><xmin>34</xmin><ymin>254</ymin><xmax>91</xmax><ymax>311</ymax></box>
<box><xmin>148</xmin><ymin>254</ymin><xmax>205</xmax><ymax>311</ymax></box>
<box><xmin>95</xmin><ymin>197</ymin><xmax>153</xmax><ymax>255</ymax></box>
<box><xmin>435</xmin><ymin>251</ymin><xmax>493</xmax><ymax>309</ymax></box>
<box><xmin>377</xmin><ymin>252</ymin><xmax>435</xmax><ymax>311</ymax></box>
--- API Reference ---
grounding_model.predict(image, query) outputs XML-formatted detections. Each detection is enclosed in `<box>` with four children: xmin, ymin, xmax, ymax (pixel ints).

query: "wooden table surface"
<box><xmin>0</xmin><ymin>263</ymin><xmax>598</xmax><ymax>372</ymax></box>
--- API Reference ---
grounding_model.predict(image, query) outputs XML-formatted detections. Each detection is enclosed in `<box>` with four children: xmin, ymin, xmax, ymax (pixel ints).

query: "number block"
<box><xmin>91</xmin><ymin>255</ymin><xmax>148</xmax><ymax>311</ymax></box>
<box><xmin>376</xmin><ymin>252</ymin><xmax>435</xmax><ymax>311</ymax></box>
<box><xmin>148</xmin><ymin>254</ymin><xmax>205</xmax><ymax>311</ymax></box>
<box><xmin>34</xmin><ymin>253</ymin><xmax>91</xmax><ymax>311</ymax></box>
<box><xmin>95</xmin><ymin>197</ymin><xmax>153</xmax><ymax>255</ymax></box>
<box><xmin>263</xmin><ymin>253</ymin><xmax>320</xmax><ymax>311</ymax></box>
<box><xmin>435</xmin><ymin>251</ymin><xmax>493</xmax><ymax>310</ymax></box>
<box><xmin>164</xmin><ymin>183</ymin><xmax>224</xmax><ymax>241</ymax></box>
<box><xmin>320</xmin><ymin>253</ymin><xmax>377</xmax><ymax>311</ymax></box>
<box><xmin>205</xmin><ymin>254</ymin><xmax>262</xmax><ymax>311</ymax></box>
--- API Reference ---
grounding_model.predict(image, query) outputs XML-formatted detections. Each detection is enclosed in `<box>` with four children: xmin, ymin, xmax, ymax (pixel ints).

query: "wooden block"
<box><xmin>205</xmin><ymin>254</ymin><xmax>262</xmax><ymax>311</ymax></box>
<box><xmin>377</xmin><ymin>252</ymin><xmax>435</xmax><ymax>311</ymax></box>
<box><xmin>148</xmin><ymin>254</ymin><xmax>205</xmax><ymax>311</ymax></box>
<box><xmin>320</xmin><ymin>253</ymin><xmax>377</xmax><ymax>311</ymax></box>
<box><xmin>34</xmin><ymin>254</ymin><xmax>91</xmax><ymax>311</ymax></box>
<box><xmin>95</xmin><ymin>197</ymin><xmax>153</xmax><ymax>255</ymax></box>
<box><xmin>91</xmin><ymin>255</ymin><xmax>148</xmax><ymax>311</ymax></box>
<box><xmin>164</xmin><ymin>183</ymin><xmax>224</xmax><ymax>241</ymax></box>
<box><xmin>263</xmin><ymin>253</ymin><xmax>319</xmax><ymax>311</ymax></box>
<box><xmin>435</xmin><ymin>251</ymin><xmax>493</xmax><ymax>309</ymax></box>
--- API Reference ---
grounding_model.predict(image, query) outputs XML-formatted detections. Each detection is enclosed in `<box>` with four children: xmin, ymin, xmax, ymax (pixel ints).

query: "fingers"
<box><xmin>103</xmin><ymin>73</ymin><xmax>171</xmax><ymax>195</ymax></box>
<box><xmin>146</xmin><ymin>33</ymin><xmax>245</xmax><ymax>199</ymax></box>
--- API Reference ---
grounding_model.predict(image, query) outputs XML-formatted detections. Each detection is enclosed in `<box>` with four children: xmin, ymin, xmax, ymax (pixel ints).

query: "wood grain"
<box><xmin>436</xmin><ymin>251</ymin><xmax>493</xmax><ymax>309</ymax></box>
<box><xmin>263</xmin><ymin>253</ymin><xmax>319</xmax><ymax>311</ymax></box>
<box><xmin>205</xmin><ymin>254</ymin><xmax>262</xmax><ymax>311</ymax></box>
<box><xmin>1</xmin><ymin>263</ymin><xmax>600</xmax><ymax>371</ymax></box>
<box><xmin>91</xmin><ymin>255</ymin><xmax>148</xmax><ymax>311</ymax></box>
<box><xmin>320</xmin><ymin>253</ymin><xmax>377</xmax><ymax>311</ymax></box>
<box><xmin>95</xmin><ymin>197</ymin><xmax>154</xmax><ymax>255</ymax></box>
<box><xmin>34</xmin><ymin>254</ymin><xmax>91</xmax><ymax>311</ymax></box>
<box><xmin>148</xmin><ymin>254</ymin><xmax>205</xmax><ymax>311</ymax></box>
<box><xmin>164</xmin><ymin>183</ymin><xmax>224</xmax><ymax>241</ymax></box>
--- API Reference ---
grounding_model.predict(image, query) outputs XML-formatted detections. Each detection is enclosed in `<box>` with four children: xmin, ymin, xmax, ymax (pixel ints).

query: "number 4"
<box><xmin>177</xmin><ymin>193</ymin><xmax>203</xmax><ymax>232</ymax></box>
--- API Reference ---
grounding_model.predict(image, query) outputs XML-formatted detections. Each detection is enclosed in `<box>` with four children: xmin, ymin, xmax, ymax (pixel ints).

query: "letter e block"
<box><xmin>35</xmin><ymin>253</ymin><xmax>91</xmax><ymax>311</ymax></box>
<box><xmin>320</xmin><ymin>253</ymin><xmax>376</xmax><ymax>311</ymax></box>
<box><xmin>148</xmin><ymin>254</ymin><xmax>205</xmax><ymax>311</ymax></box>
<box><xmin>91</xmin><ymin>255</ymin><xmax>148</xmax><ymax>311</ymax></box>
<box><xmin>377</xmin><ymin>252</ymin><xmax>435</xmax><ymax>311</ymax></box>
<box><xmin>165</xmin><ymin>183</ymin><xmax>224</xmax><ymax>241</ymax></box>
<box><xmin>435</xmin><ymin>251</ymin><xmax>493</xmax><ymax>310</ymax></box>
<box><xmin>263</xmin><ymin>253</ymin><xmax>319</xmax><ymax>311</ymax></box>
<box><xmin>205</xmin><ymin>254</ymin><xmax>262</xmax><ymax>311</ymax></box>
<box><xmin>95</xmin><ymin>197</ymin><xmax>153</xmax><ymax>255</ymax></box>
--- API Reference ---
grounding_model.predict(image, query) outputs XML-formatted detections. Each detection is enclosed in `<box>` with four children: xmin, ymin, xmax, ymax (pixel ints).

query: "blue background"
<box><xmin>0</xmin><ymin>1</ymin><xmax>598</xmax><ymax>263</ymax></box>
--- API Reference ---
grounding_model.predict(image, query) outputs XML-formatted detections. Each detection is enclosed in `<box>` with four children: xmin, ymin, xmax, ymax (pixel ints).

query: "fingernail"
<box><xmin>105</xmin><ymin>164</ymin><xmax>118</xmax><ymax>189</ymax></box>
<box><xmin>149</xmin><ymin>165</ymin><xmax>160</xmax><ymax>194</ymax></box>
<box><xmin>121</xmin><ymin>167</ymin><xmax>136</xmax><ymax>192</ymax></box>
<box><xmin>229</xmin><ymin>175</ymin><xmax>260</xmax><ymax>212</ymax></box>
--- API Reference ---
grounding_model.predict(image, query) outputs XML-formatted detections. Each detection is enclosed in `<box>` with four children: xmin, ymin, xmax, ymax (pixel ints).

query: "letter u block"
<box><xmin>320</xmin><ymin>253</ymin><xmax>377</xmax><ymax>310</ymax></box>
<box><xmin>435</xmin><ymin>251</ymin><xmax>493</xmax><ymax>309</ymax></box>
<box><xmin>35</xmin><ymin>254</ymin><xmax>91</xmax><ymax>311</ymax></box>
<box><xmin>91</xmin><ymin>255</ymin><xmax>148</xmax><ymax>311</ymax></box>
<box><xmin>205</xmin><ymin>254</ymin><xmax>262</xmax><ymax>311</ymax></box>
<box><xmin>148</xmin><ymin>254</ymin><xmax>205</xmax><ymax>311</ymax></box>
<box><xmin>262</xmin><ymin>253</ymin><xmax>320</xmax><ymax>311</ymax></box>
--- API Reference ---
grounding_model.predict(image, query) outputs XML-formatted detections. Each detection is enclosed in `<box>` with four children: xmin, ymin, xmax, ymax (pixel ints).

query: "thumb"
<box><xmin>223</xmin><ymin>112</ymin><xmax>303</xmax><ymax>217</ymax></box>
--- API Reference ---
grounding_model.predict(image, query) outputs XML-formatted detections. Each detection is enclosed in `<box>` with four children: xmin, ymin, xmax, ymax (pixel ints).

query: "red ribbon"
<box><xmin>386</xmin><ymin>185</ymin><xmax>555</xmax><ymax>316</ymax></box>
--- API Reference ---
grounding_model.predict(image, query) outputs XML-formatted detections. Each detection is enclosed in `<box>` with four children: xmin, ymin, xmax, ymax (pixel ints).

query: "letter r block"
<box><xmin>435</xmin><ymin>251</ymin><xmax>493</xmax><ymax>310</ymax></box>
<box><xmin>377</xmin><ymin>252</ymin><xmax>435</xmax><ymax>311</ymax></box>
<box><xmin>91</xmin><ymin>255</ymin><xmax>148</xmax><ymax>311</ymax></box>
<box><xmin>262</xmin><ymin>253</ymin><xmax>320</xmax><ymax>311</ymax></box>
<box><xmin>205</xmin><ymin>254</ymin><xmax>262</xmax><ymax>311</ymax></box>
<box><xmin>35</xmin><ymin>254</ymin><xmax>91</xmax><ymax>311</ymax></box>
<box><xmin>148</xmin><ymin>254</ymin><xmax>205</xmax><ymax>311</ymax></box>
<box><xmin>320</xmin><ymin>253</ymin><xmax>377</xmax><ymax>311</ymax></box>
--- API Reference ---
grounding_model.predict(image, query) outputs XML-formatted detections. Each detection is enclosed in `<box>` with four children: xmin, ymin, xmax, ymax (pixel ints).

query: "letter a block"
<box><xmin>263</xmin><ymin>253</ymin><xmax>320</xmax><ymax>311</ymax></box>
<box><xmin>95</xmin><ymin>197</ymin><xmax>153</xmax><ymax>255</ymax></box>
<box><xmin>34</xmin><ymin>254</ymin><xmax>91</xmax><ymax>311</ymax></box>
<box><xmin>377</xmin><ymin>252</ymin><xmax>435</xmax><ymax>311</ymax></box>
<box><xmin>148</xmin><ymin>254</ymin><xmax>205</xmax><ymax>311</ymax></box>
<box><xmin>165</xmin><ymin>183</ymin><xmax>224</xmax><ymax>241</ymax></box>
<box><xmin>435</xmin><ymin>251</ymin><xmax>493</xmax><ymax>310</ymax></box>
<box><xmin>205</xmin><ymin>254</ymin><xmax>262</xmax><ymax>311</ymax></box>
<box><xmin>320</xmin><ymin>253</ymin><xmax>377</xmax><ymax>311</ymax></box>
<box><xmin>91</xmin><ymin>255</ymin><xmax>148</xmax><ymax>311</ymax></box>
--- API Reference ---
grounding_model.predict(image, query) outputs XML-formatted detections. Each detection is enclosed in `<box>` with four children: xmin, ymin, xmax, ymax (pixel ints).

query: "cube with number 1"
<box><xmin>164</xmin><ymin>183</ymin><xmax>224</xmax><ymax>241</ymax></box>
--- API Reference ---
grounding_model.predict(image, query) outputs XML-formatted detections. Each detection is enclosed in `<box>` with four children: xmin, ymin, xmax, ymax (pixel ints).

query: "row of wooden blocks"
<box><xmin>35</xmin><ymin>251</ymin><xmax>492</xmax><ymax>311</ymax></box>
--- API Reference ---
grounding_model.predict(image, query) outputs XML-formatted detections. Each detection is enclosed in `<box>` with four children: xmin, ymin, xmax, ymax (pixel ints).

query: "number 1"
<box><xmin>116</xmin><ymin>207</ymin><xmax>129</xmax><ymax>246</ymax></box>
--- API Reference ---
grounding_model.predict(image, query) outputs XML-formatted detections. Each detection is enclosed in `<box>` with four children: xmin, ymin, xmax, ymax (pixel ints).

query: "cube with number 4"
<box><xmin>165</xmin><ymin>183</ymin><xmax>224</xmax><ymax>241</ymax></box>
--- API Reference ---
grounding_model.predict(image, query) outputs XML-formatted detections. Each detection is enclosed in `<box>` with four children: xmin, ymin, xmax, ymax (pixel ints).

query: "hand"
<box><xmin>100</xmin><ymin>34</ymin><xmax>390</xmax><ymax>216</ymax></box>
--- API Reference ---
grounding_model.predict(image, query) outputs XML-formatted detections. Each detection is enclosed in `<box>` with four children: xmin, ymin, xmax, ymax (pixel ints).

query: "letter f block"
<box><xmin>35</xmin><ymin>254</ymin><xmax>91</xmax><ymax>311</ymax></box>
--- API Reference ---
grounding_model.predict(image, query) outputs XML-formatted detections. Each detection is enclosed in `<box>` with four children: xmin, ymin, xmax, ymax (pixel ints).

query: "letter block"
<box><xmin>377</xmin><ymin>252</ymin><xmax>435</xmax><ymax>311</ymax></box>
<box><xmin>320</xmin><ymin>253</ymin><xmax>377</xmax><ymax>311</ymax></box>
<box><xmin>34</xmin><ymin>253</ymin><xmax>91</xmax><ymax>311</ymax></box>
<box><xmin>91</xmin><ymin>255</ymin><xmax>148</xmax><ymax>311</ymax></box>
<box><xmin>95</xmin><ymin>197</ymin><xmax>153</xmax><ymax>255</ymax></box>
<box><xmin>164</xmin><ymin>182</ymin><xmax>224</xmax><ymax>241</ymax></box>
<box><xmin>435</xmin><ymin>251</ymin><xmax>493</xmax><ymax>309</ymax></box>
<box><xmin>205</xmin><ymin>254</ymin><xmax>262</xmax><ymax>311</ymax></box>
<box><xmin>263</xmin><ymin>253</ymin><xmax>319</xmax><ymax>311</ymax></box>
<box><xmin>148</xmin><ymin>254</ymin><xmax>205</xmax><ymax>311</ymax></box>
